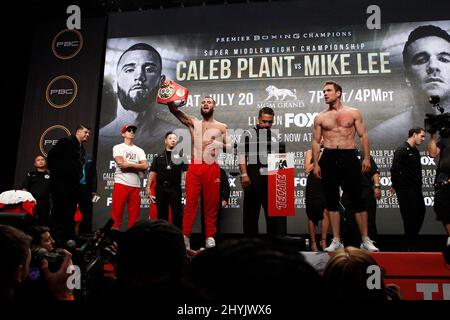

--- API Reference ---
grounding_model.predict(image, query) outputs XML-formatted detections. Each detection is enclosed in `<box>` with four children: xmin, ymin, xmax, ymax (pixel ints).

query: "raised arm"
<box><xmin>354</xmin><ymin>109</ymin><xmax>371</xmax><ymax>173</ymax></box>
<box><xmin>167</xmin><ymin>101</ymin><xmax>195</xmax><ymax>129</ymax></box>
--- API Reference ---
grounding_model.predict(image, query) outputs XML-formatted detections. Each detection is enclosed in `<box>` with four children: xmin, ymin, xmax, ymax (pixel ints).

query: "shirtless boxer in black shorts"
<box><xmin>312</xmin><ymin>80</ymin><xmax>379</xmax><ymax>252</ymax></box>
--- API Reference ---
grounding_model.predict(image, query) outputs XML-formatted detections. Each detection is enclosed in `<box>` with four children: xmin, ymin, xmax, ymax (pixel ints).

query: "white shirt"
<box><xmin>113</xmin><ymin>143</ymin><xmax>146</xmax><ymax>188</ymax></box>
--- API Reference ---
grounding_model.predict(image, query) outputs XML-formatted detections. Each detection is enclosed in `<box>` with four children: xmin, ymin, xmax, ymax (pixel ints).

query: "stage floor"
<box><xmin>189</xmin><ymin>233</ymin><xmax>448</xmax><ymax>252</ymax></box>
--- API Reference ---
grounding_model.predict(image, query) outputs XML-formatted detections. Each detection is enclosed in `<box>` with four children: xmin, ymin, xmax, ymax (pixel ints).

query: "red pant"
<box><xmin>183</xmin><ymin>162</ymin><xmax>220</xmax><ymax>239</ymax></box>
<box><xmin>111</xmin><ymin>183</ymin><xmax>141</xmax><ymax>229</ymax></box>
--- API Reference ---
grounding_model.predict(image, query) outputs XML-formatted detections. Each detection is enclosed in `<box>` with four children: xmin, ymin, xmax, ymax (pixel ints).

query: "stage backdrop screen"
<box><xmin>95</xmin><ymin>2</ymin><xmax>450</xmax><ymax>234</ymax></box>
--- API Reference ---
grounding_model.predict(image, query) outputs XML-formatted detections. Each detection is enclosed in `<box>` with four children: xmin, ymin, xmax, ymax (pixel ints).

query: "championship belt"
<box><xmin>157</xmin><ymin>80</ymin><xmax>189</xmax><ymax>105</ymax></box>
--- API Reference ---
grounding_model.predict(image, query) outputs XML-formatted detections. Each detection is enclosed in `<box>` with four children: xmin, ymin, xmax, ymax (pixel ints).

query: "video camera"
<box><xmin>78</xmin><ymin>218</ymin><xmax>116</xmax><ymax>272</ymax></box>
<box><xmin>424</xmin><ymin>96</ymin><xmax>450</xmax><ymax>138</ymax></box>
<box><xmin>72</xmin><ymin>219</ymin><xmax>116</xmax><ymax>300</ymax></box>
<box><xmin>30</xmin><ymin>248</ymin><xmax>64</xmax><ymax>276</ymax></box>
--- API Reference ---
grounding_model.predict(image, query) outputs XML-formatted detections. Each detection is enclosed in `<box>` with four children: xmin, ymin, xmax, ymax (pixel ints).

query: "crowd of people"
<box><xmin>1</xmin><ymin>221</ymin><xmax>403</xmax><ymax>302</ymax></box>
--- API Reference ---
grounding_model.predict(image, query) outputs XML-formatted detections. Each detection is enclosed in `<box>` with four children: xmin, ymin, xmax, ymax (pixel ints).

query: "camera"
<box><xmin>31</xmin><ymin>248</ymin><xmax>64</xmax><ymax>273</ymax></box>
<box><xmin>424</xmin><ymin>95</ymin><xmax>450</xmax><ymax>137</ymax></box>
<box><xmin>75</xmin><ymin>219</ymin><xmax>116</xmax><ymax>299</ymax></box>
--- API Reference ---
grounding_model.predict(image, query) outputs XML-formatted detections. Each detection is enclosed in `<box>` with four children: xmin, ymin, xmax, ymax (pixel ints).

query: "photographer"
<box><xmin>29</xmin><ymin>225</ymin><xmax>54</xmax><ymax>252</ymax></box>
<box><xmin>427</xmin><ymin>132</ymin><xmax>450</xmax><ymax>255</ymax></box>
<box><xmin>0</xmin><ymin>224</ymin><xmax>31</xmax><ymax>301</ymax></box>
<box><xmin>22</xmin><ymin>225</ymin><xmax>74</xmax><ymax>300</ymax></box>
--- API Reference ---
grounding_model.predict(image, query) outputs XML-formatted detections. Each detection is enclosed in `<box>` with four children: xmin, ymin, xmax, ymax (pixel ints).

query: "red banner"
<box><xmin>268</xmin><ymin>168</ymin><xmax>295</xmax><ymax>216</ymax></box>
<box><xmin>371</xmin><ymin>252</ymin><xmax>450</xmax><ymax>300</ymax></box>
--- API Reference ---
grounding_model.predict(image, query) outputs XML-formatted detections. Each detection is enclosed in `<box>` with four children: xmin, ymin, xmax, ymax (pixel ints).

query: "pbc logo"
<box><xmin>39</xmin><ymin>125</ymin><xmax>71</xmax><ymax>157</ymax></box>
<box><xmin>52</xmin><ymin>29</ymin><xmax>83</xmax><ymax>60</ymax></box>
<box><xmin>45</xmin><ymin>75</ymin><xmax>78</xmax><ymax>109</ymax></box>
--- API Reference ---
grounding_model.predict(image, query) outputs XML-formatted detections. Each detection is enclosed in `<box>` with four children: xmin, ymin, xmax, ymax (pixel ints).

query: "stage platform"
<box><xmin>191</xmin><ymin>233</ymin><xmax>448</xmax><ymax>251</ymax></box>
<box><xmin>302</xmin><ymin>251</ymin><xmax>450</xmax><ymax>300</ymax></box>
<box><xmin>189</xmin><ymin>233</ymin><xmax>450</xmax><ymax>300</ymax></box>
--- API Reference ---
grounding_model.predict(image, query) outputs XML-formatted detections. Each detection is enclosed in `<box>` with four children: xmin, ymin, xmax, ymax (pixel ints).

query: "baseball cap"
<box><xmin>121</xmin><ymin>125</ymin><xmax>137</xmax><ymax>134</ymax></box>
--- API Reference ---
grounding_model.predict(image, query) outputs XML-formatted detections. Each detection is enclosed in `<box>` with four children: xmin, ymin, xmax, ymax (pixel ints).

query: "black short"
<box><xmin>434</xmin><ymin>183</ymin><xmax>450</xmax><ymax>225</ymax></box>
<box><xmin>319</xmin><ymin>148</ymin><xmax>365</xmax><ymax>212</ymax></box>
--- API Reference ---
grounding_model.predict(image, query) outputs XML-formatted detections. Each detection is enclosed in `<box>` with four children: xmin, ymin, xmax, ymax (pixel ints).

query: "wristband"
<box><xmin>241</xmin><ymin>173</ymin><xmax>248</xmax><ymax>177</ymax></box>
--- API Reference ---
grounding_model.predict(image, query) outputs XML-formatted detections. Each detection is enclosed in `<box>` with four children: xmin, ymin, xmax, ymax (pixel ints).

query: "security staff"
<box><xmin>21</xmin><ymin>155</ymin><xmax>51</xmax><ymax>226</ymax></box>
<box><xmin>239</xmin><ymin>107</ymin><xmax>286</xmax><ymax>237</ymax></box>
<box><xmin>390</xmin><ymin>127</ymin><xmax>426</xmax><ymax>251</ymax></box>
<box><xmin>146</xmin><ymin>132</ymin><xmax>186</xmax><ymax>229</ymax></box>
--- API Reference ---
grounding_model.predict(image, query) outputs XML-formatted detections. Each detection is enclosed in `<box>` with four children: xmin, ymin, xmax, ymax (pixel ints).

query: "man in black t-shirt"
<box><xmin>390</xmin><ymin>127</ymin><xmax>426</xmax><ymax>251</ymax></box>
<box><xmin>146</xmin><ymin>132</ymin><xmax>187</xmax><ymax>229</ymax></box>
<box><xmin>21</xmin><ymin>155</ymin><xmax>51</xmax><ymax>226</ymax></box>
<box><xmin>239</xmin><ymin>107</ymin><xmax>287</xmax><ymax>237</ymax></box>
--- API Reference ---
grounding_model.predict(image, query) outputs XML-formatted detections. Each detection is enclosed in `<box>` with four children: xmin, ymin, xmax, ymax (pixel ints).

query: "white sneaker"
<box><xmin>205</xmin><ymin>237</ymin><xmax>216</xmax><ymax>248</ymax></box>
<box><xmin>360</xmin><ymin>237</ymin><xmax>379</xmax><ymax>252</ymax></box>
<box><xmin>324</xmin><ymin>238</ymin><xmax>344</xmax><ymax>252</ymax></box>
<box><xmin>184</xmin><ymin>235</ymin><xmax>190</xmax><ymax>250</ymax></box>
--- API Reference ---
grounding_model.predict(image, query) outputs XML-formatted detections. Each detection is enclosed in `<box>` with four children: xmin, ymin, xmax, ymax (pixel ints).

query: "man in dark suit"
<box><xmin>47</xmin><ymin>124</ymin><xmax>91</xmax><ymax>242</ymax></box>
